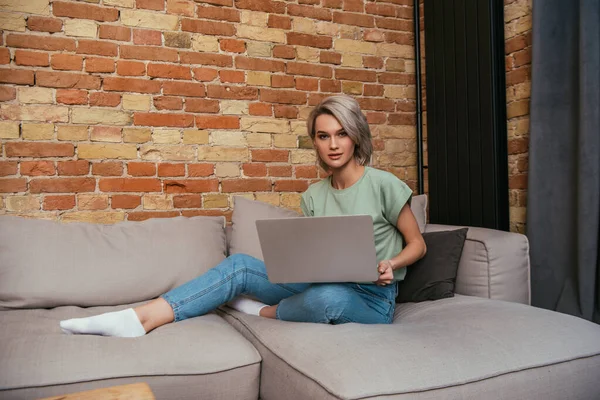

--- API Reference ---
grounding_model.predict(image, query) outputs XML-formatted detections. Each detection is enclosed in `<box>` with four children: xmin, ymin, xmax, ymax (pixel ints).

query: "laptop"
<box><xmin>255</xmin><ymin>215</ymin><xmax>379</xmax><ymax>283</ymax></box>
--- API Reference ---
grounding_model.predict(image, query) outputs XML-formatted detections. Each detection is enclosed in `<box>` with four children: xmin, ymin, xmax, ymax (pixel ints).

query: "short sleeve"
<box><xmin>300</xmin><ymin>192</ymin><xmax>313</xmax><ymax>216</ymax></box>
<box><xmin>380</xmin><ymin>174</ymin><xmax>413</xmax><ymax>224</ymax></box>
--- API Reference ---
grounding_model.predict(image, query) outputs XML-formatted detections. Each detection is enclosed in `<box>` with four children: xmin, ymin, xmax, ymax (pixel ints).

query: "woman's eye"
<box><xmin>318</xmin><ymin>135</ymin><xmax>328</xmax><ymax>140</ymax></box>
<box><xmin>339</xmin><ymin>131</ymin><xmax>347</xmax><ymax>137</ymax></box>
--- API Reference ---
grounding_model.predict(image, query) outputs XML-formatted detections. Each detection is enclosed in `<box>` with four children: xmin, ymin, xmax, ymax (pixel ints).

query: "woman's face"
<box><xmin>313</xmin><ymin>114</ymin><xmax>356</xmax><ymax>171</ymax></box>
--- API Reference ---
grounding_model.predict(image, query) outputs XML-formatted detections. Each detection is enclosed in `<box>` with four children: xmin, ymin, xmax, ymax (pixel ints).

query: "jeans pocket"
<box><xmin>354</xmin><ymin>283</ymin><xmax>394</xmax><ymax>306</ymax></box>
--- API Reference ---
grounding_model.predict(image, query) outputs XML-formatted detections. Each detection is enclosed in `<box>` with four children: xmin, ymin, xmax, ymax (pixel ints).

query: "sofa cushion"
<box><xmin>0</xmin><ymin>305</ymin><xmax>260</xmax><ymax>400</ymax></box>
<box><xmin>410</xmin><ymin>194</ymin><xmax>427</xmax><ymax>233</ymax></box>
<box><xmin>220</xmin><ymin>295</ymin><xmax>600</xmax><ymax>399</ymax></box>
<box><xmin>0</xmin><ymin>216</ymin><xmax>227</xmax><ymax>309</ymax></box>
<box><xmin>396</xmin><ymin>228</ymin><xmax>468</xmax><ymax>303</ymax></box>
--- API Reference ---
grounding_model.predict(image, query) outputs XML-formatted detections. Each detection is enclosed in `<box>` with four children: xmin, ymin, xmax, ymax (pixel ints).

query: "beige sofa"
<box><xmin>1</xmin><ymin>196</ymin><xmax>599</xmax><ymax>400</ymax></box>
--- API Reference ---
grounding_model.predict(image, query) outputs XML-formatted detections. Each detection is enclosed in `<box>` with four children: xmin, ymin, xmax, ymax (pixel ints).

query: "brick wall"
<box><xmin>505</xmin><ymin>0</ymin><xmax>531</xmax><ymax>233</ymax></box>
<box><xmin>0</xmin><ymin>0</ymin><xmax>417</xmax><ymax>223</ymax></box>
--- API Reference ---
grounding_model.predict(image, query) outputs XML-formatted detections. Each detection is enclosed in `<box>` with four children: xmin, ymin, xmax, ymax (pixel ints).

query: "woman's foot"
<box><xmin>228</xmin><ymin>296</ymin><xmax>269</xmax><ymax>316</ymax></box>
<box><xmin>60</xmin><ymin>308</ymin><xmax>146</xmax><ymax>338</ymax></box>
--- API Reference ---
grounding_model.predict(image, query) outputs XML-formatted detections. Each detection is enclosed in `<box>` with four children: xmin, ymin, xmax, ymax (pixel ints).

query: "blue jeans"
<box><xmin>161</xmin><ymin>253</ymin><xmax>397</xmax><ymax>325</ymax></box>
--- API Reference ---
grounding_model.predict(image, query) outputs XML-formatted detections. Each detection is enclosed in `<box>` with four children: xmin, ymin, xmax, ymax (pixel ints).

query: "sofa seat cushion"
<box><xmin>0</xmin><ymin>305</ymin><xmax>261</xmax><ymax>400</ymax></box>
<box><xmin>220</xmin><ymin>295</ymin><xmax>600</xmax><ymax>400</ymax></box>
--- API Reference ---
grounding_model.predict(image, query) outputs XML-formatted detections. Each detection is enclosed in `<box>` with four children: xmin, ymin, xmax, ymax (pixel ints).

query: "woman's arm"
<box><xmin>375</xmin><ymin>203</ymin><xmax>427</xmax><ymax>286</ymax></box>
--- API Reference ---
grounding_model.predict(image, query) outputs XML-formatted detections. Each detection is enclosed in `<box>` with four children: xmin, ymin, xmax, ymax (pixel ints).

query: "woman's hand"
<box><xmin>375</xmin><ymin>260</ymin><xmax>394</xmax><ymax>286</ymax></box>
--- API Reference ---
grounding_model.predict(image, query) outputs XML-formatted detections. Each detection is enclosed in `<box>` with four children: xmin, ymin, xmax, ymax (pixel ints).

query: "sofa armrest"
<box><xmin>425</xmin><ymin>224</ymin><xmax>531</xmax><ymax>305</ymax></box>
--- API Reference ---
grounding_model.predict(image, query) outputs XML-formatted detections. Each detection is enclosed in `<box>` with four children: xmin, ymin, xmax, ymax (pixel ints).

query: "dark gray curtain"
<box><xmin>528</xmin><ymin>0</ymin><xmax>599</xmax><ymax>323</ymax></box>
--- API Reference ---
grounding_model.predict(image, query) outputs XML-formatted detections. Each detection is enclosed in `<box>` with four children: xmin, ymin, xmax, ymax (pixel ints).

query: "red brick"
<box><xmin>99</xmin><ymin>178</ymin><xmax>162</xmax><ymax>192</ymax></box>
<box><xmin>158</xmin><ymin>163</ymin><xmax>185</xmax><ymax>177</ymax></box>
<box><xmin>173</xmin><ymin>194</ymin><xmax>202</xmax><ymax>208</ymax></box>
<box><xmin>272</xmin><ymin>75</ymin><xmax>295</xmax><ymax>88</ymax></box>
<box><xmin>274</xmin><ymin>179</ymin><xmax>309</xmax><ymax>192</ymax></box>
<box><xmin>193</xmin><ymin>67</ymin><xmax>218</xmax><ymax>81</ymax></box>
<box><xmin>287</xmin><ymin>32</ymin><xmax>332</xmax><ymax>49</ymax></box>
<box><xmin>287</xmin><ymin>62</ymin><xmax>332</xmax><ymax>78</ymax></box>
<box><xmin>43</xmin><ymin>195</ymin><xmax>76</xmax><ymax>210</ymax></box>
<box><xmin>5</xmin><ymin>143</ymin><xmax>74</xmax><ymax>158</ymax></box>
<box><xmin>300</xmin><ymin>0</ymin><xmax>320</xmax><ymax>4</ymax></box>
<box><xmin>197</xmin><ymin>5</ymin><xmax>240</xmax><ymax>21</ymax></box>
<box><xmin>220</xmin><ymin>39</ymin><xmax>245</xmax><ymax>53</ymax></box>
<box><xmin>260</xmin><ymin>89</ymin><xmax>307</xmax><ymax>105</ymax></box>
<box><xmin>320</xmin><ymin>51</ymin><xmax>342</xmax><ymax>65</ymax></box>
<box><xmin>287</xmin><ymin>4</ymin><xmax>332</xmax><ymax>21</ymax></box>
<box><xmin>77</xmin><ymin>40</ymin><xmax>118</xmax><ymax>57</ymax></box>
<box><xmin>163</xmin><ymin>81</ymin><xmax>206</xmax><ymax>97</ymax></box>
<box><xmin>57</xmin><ymin>160</ymin><xmax>90</xmax><ymax>176</ymax></box>
<box><xmin>120</xmin><ymin>45</ymin><xmax>178</xmax><ymax>62</ymax></box>
<box><xmin>6</xmin><ymin>34</ymin><xmax>76</xmax><ymax>52</ymax></box>
<box><xmin>154</xmin><ymin>96</ymin><xmax>183</xmax><ymax>110</ymax></box>
<box><xmin>86</xmin><ymin>57</ymin><xmax>115</xmax><ymax>73</ymax></box>
<box><xmin>508</xmin><ymin>138</ymin><xmax>529</xmax><ymax>155</ymax></box>
<box><xmin>388</xmin><ymin>113</ymin><xmax>415</xmax><ymax>125</ymax></box>
<box><xmin>513</xmin><ymin>49</ymin><xmax>532</xmax><ymax>68</ymax></box>
<box><xmin>364</xmin><ymin>29</ymin><xmax>385</xmax><ymax>42</ymax></box>
<box><xmin>92</xmin><ymin>161</ymin><xmax>123</xmax><ymax>176</ymax></box>
<box><xmin>323</xmin><ymin>0</ymin><xmax>342</xmax><ymax>8</ymax></box>
<box><xmin>133</xmin><ymin>29</ymin><xmax>162</xmax><ymax>46</ymax></box>
<box><xmin>219</xmin><ymin>70</ymin><xmax>245</xmax><ymax>83</ymax></box>
<box><xmin>364</xmin><ymin>84</ymin><xmax>384</xmax><ymax>96</ymax></box>
<box><xmin>308</xmin><ymin>93</ymin><xmax>330</xmax><ymax>105</ymax></box>
<box><xmin>274</xmin><ymin>105</ymin><xmax>298</xmax><ymax>119</ymax></box>
<box><xmin>235</xmin><ymin>56</ymin><xmax>285</xmax><ymax>72</ymax></box>
<box><xmin>0</xmin><ymin>161</ymin><xmax>18</xmax><ymax>176</ymax></box>
<box><xmin>384</xmin><ymin>31</ymin><xmax>412</xmax><ymax>45</ymax></box>
<box><xmin>0</xmin><ymin>86</ymin><xmax>16</xmax><ymax>101</ymax></box>
<box><xmin>51</xmin><ymin>54</ymin><xmax>83</xmax><ymax>71</ymax></box>
<box><xmin>111</xmin><ymin>194</ymin><xmax>141</xmax><ymax>209</ymax></box>
<box><xmin>0</xmin><ymin>48</ymin><xmax>9</xmax><ymax>64</ymax></box>
<box><xmin>506</xmin><ymin>66</ymin><xmax>531</xmax><ymax>85</ymax></box>
<box><xmin>509</xmin><ymin>174</ymin><xmax>528</xmax><ymax>189</ymax></box>
<box><xmin>379</xmin><ymin>72</ymin><xmax>413</xmax><ymax>84</ymax></box>
<box><xmin>207</xmin><ymin>85</ymin><xmax>257</xmax><ymax>100</ymax></box>
<box><xmin>268</xmin><ymin>14</ymin><xmax>291</xmax><ymax>29</ymax></box>
<box><xmin>99</xmin><ymin>25</ymin><xmax>131</xmax><ymax>42</ymax></box>
<box><xmin>251</xmin><ymin>149</ymin><xmax>289</xmax><ymax>162</ymax></box>
<box><xmin>295</xmin><ymin>165</ymin><xmax>317</xmax><ymax>178</ymax></box>
<box><xmin>27</xmin><ymin>16</ymin><xmax>63</xmax><ymax>33</ymax></box>
<box><xmin>395</xmin><ymin>101</ymin><xmax>416</xmax><ymax>112</ymax></box>
<box><xmin>136</xmin><ymin>0</ymin><xmax>165</xmax><ymax>10</ymax></box>
<box><xmin>195</xmin><ymin>115</ymin><xmax>239</xmax><ymax>129</ymax></box>
<box><xmin>181</xmin><ymin>19</ymin><xmax>235</xmax><ymax>36</ymax></box>
<box><xmin>364</xmin><ymin>56</ymin><xmax>384</xmax><ymax>69</ymax></box>
<box><xmin>128</xmin><ymin>162</ymin><xmax>156</xmax><ymax>176</ymax></box>
<box><xmin>343</xmin><ymin>0</ymin><xmax>363</xmax><ymax>11</ymax></box>
<box><xmin>249</xmin><ymin>102</ymin><xmax>272</xmax><ymax>116</ymax></box>
<box><xmin>320</xmin><ymin>79</ymin><xmax>341</xmax><ymax>93</ymax></box>
<box><xmin>148</xmin><ymin>64</ymin><xmax>192</xmax><ymax>80</ymax></box>
<box><xmin>242</xmin><ymin>163</ymin><xmax>267</xmax><ymax>177</ymax></box>
<box><xmin>221</xmin><ymin>178</ymin><xmax>271</xmax><ymax>192</ymax></box>
<box><xmin>268</xmin><ymin>165</ymin><xmax>292</xmax><ymax>177</ymax></box>
<box><xmin>117</xmin><ymin>60</ymin><xmax>146</xmax><ymax>76</ymax></box>
<box><xmin>20</xmin><ymin>161</ymin><xmax>56</xmax><ymax>176</ymax></box>
<box><xmin>90</xmin><ymin>92</ymin><xmax>121</xmax><ymax>107</ymax></box>
<box><xmin>335</xmin><ymin>68</ymin><xmax>377</xmax><ymax>82</ymax></box>
<box><xmin>36</xmin><ymin>71</ymin><xmax>101</xmax><ymax>89</ymax></box>
<box><xmin>376</xmin><ymin>17</ymin><xmax>412</xmax><ymax>31</ymax></box>
<box><xmin>272</xmin><ymin>45</ymin><xmax>295</xmax><ymax>59</ymax></box>
<box><xmin>235</xmin><ymin>0</ymin><xmax>285</xmax><ymax>13</ymax></box>
<box><xmin>333</xmin><ymin>11</ymin><xmax>374</xmax><ymax>27</ymax></box>
<box><xmin>185</xmin><ymin>98</ymin><xmax>220</xmax><ymax>113</ymax></box>
<box><xmin>506</xmin><ymin>33</ymin><xmax>531</xmax><ymax>54</ymax></box>
<box><xmin>104</xmin><ymin>77</ymin><xmax>161</xmax><ymax>93</ymax></box>
<box><xmin>180</xmin><ymin>52</ymin><xmax>233</xmax><ymax>67</ymax></box>
<box><xmin>57</xmin><ymin>89</ymin><xmax>88</xmax><ymax>105</ymax></box>
<box><xmin>365</xmin><ymin>3</ymin><xmax>395</xmax><ymax>16</ymax></box>
<box><xmin>188</xmin><ymin>164</ymin><xmax>214</xmax><ymax>177</ymax></box>
<box><xmin>134</xmin><ymin>113</ymin><xmax>194</xmax><ymax>127</ymax></box>
<box><xmin>164</xmin><ymin>179</ymin><xmax>219</xmax><ymax>193</ymax></box>
<box><xmin>53</xmin><ymin>1</ymin><xmax>118</xmax><ymax>21</ymax></box>
<box><xmin>30</xmin><ymin>178</ymin><xmax>96</xmax><ymax>193</ymax></box>
<box><xmin>0</xmin><ymin>178</ymin><xmax>27</xmax><ymax>193</ymax></box>
<box><xmin>296</xmin><ymin>77</ymin><xmax>318</xmax><ymax>91</ymax></box>
<box><xmin>14</xmin><ymin>50</ymin><xmax>49</xmax><ymax>67</ymax></box>
<box><xmin>358</xmin><ymin>97</ymin><xmax>395</xmax><ymax>111</ymax></box>
<box><xmin>128</xmin><ymin>211</ymin><xmax>181</xmax><ymax>221</ymax></box>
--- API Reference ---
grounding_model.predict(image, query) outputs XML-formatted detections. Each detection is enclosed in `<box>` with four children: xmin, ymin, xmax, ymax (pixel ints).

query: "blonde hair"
<box><xmin>306</xmin><ymin>95</ymin><xmax>372</xmax><ymax>170</ymax></box>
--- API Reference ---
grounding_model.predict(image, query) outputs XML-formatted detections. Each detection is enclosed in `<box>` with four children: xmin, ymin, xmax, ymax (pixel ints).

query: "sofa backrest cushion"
<box><xmin>410</xmin><ymin>194</ymin><xmax>427</xmax><ymax>233</ymax></box>
<box><xmin>0</xmin><ymin>216</ymin><xmax>227</xmax><ymax>309</ymax></box>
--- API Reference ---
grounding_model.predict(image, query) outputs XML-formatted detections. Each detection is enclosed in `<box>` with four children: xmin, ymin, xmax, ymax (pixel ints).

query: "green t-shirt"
<box><xmin>300</xmin><ymin>166</ymin><xmax>413</xmax><ymax>281</ymax></box>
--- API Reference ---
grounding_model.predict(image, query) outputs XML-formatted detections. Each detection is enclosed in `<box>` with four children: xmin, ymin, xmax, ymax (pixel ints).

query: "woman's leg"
<box><xmin>276</xmin><ymin>283</ymin><xmax>397</xmax><ymax>324</ymax></box>
<box><xmin>61</xmin><ymin>254</ymin><xmax>310</xmax><ymax>336</ymax></box>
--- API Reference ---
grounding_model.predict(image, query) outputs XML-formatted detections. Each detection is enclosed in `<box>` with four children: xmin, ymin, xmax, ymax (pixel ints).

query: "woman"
<box><xmin>60</xmin><ymin>95</ymin><xmax>426</xmax><ymax>337</ymax></box>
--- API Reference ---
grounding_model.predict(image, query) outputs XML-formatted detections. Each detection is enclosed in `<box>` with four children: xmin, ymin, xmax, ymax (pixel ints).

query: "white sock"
<box><xmin>60</xmin><ymin>308</ymin><xmax>146</xmax><ymax>338</ymax></box>
<box><xmin>227</xmin><ymin>296</ymin><xmax>268</xmax><ymax>316</ymax></box>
